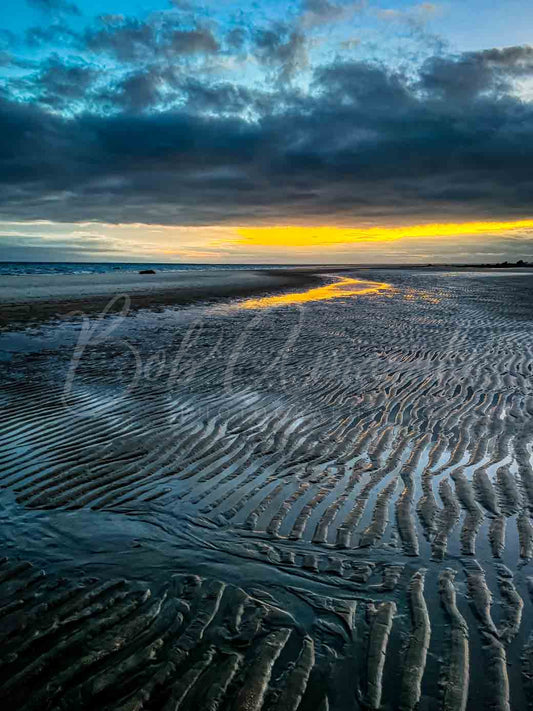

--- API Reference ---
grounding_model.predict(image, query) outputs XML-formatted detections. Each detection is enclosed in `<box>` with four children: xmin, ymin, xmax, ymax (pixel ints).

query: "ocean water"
<box><xmin>0</xmin><ymin>262</ymin><xmax>283</xmax><ymax>276</ymax></box>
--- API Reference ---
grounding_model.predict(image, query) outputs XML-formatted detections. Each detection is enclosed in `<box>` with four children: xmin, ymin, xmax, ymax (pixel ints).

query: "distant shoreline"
<box><xmin>0</xmin><ymin>263</ymin><xmax>531</xmax><ymax>330</ymax></box>
<box><xmin>0</xmin><ymin>267</ymin><xmax>326</xmax><ymax>330</ymax></box>
<box><xmin>0</xmin><ymin>259</ymin><xmax>531</xmax><ymax>277</ymax></box>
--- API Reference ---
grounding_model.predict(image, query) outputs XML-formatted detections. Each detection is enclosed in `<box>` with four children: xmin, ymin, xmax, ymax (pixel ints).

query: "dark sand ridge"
<box><xmin>0</xmin><ymin>267</ymin><xmax>328</xmax><ymax>329</ymax></box>
<box><xmin>0</xmin><ymin>268</ymin><xmax>532</xmax><ymax>710</ymax></box>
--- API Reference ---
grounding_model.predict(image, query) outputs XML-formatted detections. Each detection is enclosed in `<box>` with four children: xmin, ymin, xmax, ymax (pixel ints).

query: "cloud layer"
<box><xmin>0</xmin><ymin>1</ymin><xmax>532</xmax><ymax>262</ymax></box>
<box><xmin>2</xmin><ymin>48</ymin><xmax>533</xmax><ymax>226</ymax></box>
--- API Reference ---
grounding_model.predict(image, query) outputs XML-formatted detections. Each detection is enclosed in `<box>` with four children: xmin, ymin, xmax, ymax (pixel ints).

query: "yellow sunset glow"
<box><xmin>235</xmin><ymin>219</ymin><xmax>533</xmax><ymax>247</ymax></box>
<box><xmin>239</xmin><ymin>277</ymin><xmax>392</xmax><ymax>309</ymax></box>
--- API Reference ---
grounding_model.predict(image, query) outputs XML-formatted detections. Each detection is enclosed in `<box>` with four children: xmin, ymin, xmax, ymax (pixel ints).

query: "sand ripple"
<box><xmin>0</xmin><ymin>269</ymin><xmax>532</xmax><ymax>709</ymax></box>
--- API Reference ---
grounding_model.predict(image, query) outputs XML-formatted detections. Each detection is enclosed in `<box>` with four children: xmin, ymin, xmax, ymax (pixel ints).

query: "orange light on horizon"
<box><xmin>235</xmin><ymin>219</ymin><xmax>533</xmax><ymax>247</ymax></box>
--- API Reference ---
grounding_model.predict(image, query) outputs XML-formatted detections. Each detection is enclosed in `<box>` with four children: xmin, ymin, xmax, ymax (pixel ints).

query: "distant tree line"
<box><xmin>469</xmin><ymin>259</ymin><xmax>532</xmax><ymax>268</ymax></box>
<box><xmin>424</xmin><ymin>259</ymin><xmax>532</xmax><ymax>268</ymax></box>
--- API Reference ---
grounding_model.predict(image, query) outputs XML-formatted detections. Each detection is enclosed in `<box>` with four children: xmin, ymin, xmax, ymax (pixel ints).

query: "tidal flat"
<box><xmin>0</xmin><ymin>268</ymin><xmax>532</xmax><ymax>711</ymax></box>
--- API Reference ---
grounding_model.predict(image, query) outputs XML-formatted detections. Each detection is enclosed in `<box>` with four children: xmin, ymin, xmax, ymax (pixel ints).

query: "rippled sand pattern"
<box><xmin>0</xmin><ymin>269</ymin><xmax>532</xmax><ymax>710</ymax></box>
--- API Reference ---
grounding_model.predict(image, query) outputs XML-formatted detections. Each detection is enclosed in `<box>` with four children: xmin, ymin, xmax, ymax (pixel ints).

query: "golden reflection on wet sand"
<box><xmin>239</xmin><ymin>276</ymin><xmax>392</xmax><ymax>309</ymax></box>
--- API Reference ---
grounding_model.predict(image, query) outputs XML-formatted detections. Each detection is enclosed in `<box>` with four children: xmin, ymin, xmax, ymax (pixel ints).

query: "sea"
<box><xmin>0</xmin><ymin>262</ymin><xmax>283</xmax><ymax>277</ymax></box>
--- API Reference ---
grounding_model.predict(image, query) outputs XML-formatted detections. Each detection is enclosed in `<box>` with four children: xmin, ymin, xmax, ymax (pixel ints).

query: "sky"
<box><xmin>1</xmin><ymin>0</ymin><xmax>533</xmax><ymax>263</ymax></box>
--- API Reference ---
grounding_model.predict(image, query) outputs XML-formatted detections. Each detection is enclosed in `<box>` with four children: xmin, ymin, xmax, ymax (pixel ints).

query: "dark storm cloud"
<box><xmin>99</xmin><ymin>68</ymin><xmax>262</xmax><ymax>115</ymax></box>
<box><xmin>169</xmin><ymin>0</ymin><xmax>194</xmax><ymax>9</ymax></box>
<box><xmin>180</xmin><ymin>80</ymin><xmax>271</xmax><ymax>116</ymax></box>
<box><xmin>84</xmin><ymin>19</ymin><xmax>156</xmax><ymax>62</ymax></box>
<box><xmin>300</xmin><ymin>0</ymin><xmax>346</xmax><ymax>26</ymax></box>
<box><xmin>420</xmin><ymin>45</ymin><xmax>533</xmax><ymax>100</ymax></box>
<box><xmin>101</xmin><ymin>67</ymin><xmax>171</xmax><ymax>112</ymax></box>
<box><xmin>26</xmin><ymin>0</ymin><xmax>81</xmax><ymax>16</ymax></box>
<box><xmin>26</xmin><ymin>23</ymin><xmax>80</xmax><ymax>48</ymax></box>
<box><xmin>84</xmin><ymin>16</ymin><xmax>219</xmax><ymax>63</ymax></box>
<box><xmin>35</xmin><ymin>58</ymin><xmax>98</xmax><ymax>109</ymax></box>
<box><xmin>169</xmin><ymin>28</ymin><xmax>219</xmax><ymax>55</ymax></box>
<box><xmin>1</xmin><ymin>48</ymin><xmax>533</xmax><ymax>224</ymax></box>
<box><xmin>226</xmin><ymin>28</ymin><xmax>246</xmax><ymax>51</ymax></box>
<box><xmin>476</xmin><ymin>45</ymin><xmax>533</xmax><ymax>67</ymax></box>
<box><xmin>253</xmin><ymin>25</ymin><xmax>308</xmax><ymax>83</ymax></box>
<box><xmin>314</xmin><ymin>61</ymin><xmax>410</xmax><ymax>109</ymax></box>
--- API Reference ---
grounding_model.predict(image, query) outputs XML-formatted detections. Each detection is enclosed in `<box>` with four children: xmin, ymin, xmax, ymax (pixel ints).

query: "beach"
<box><xmin>0</xmin><ymin>267</ymin><xmax>325</xmax><ymax>328</ymax></box>
<box><xmin>0</xmin><ymin>267</ymin><xmax>532</xmax><ymax>710</ymax></box>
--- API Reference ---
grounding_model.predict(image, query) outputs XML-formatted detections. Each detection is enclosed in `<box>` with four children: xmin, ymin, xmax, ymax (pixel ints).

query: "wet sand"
<box><xmin>0</xmin><ymin>267</ymin><xmax>325</xmax><ymax>328</ymax></box>
<box><xmin>0</xmin><ymin>268</ymin><xmax>532</xmax><ymax>710</ymax></box>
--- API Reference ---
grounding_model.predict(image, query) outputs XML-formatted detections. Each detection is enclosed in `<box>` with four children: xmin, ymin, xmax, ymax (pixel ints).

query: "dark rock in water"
<box><xmin>139</xmin><ymin>269</ymin><xmax>156</xmax><ymax>274</ymax></box>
